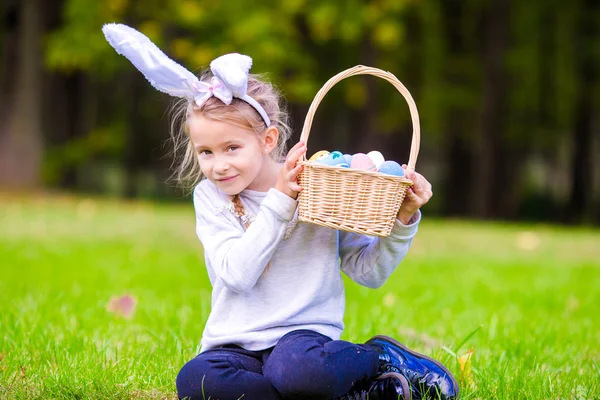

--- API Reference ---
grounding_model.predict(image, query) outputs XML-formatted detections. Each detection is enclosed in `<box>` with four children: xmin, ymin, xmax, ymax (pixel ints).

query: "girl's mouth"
<box><xmin>218</xmin><ymin>175</ymin><xmax>238</xmax><ymax>183</ymax></box>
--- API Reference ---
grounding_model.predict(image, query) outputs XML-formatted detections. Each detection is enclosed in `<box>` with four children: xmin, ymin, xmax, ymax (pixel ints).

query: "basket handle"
<box><xmin>298</xmin><ymin>65</ymin><xmax>420</xmax><ymax>171</ymax></box>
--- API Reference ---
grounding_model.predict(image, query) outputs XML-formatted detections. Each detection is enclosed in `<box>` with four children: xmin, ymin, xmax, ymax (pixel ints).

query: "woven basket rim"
<box><xmin>299</xmin><ymin>160</ymin><xmax>413</xmax><ymax>184</ymax></box>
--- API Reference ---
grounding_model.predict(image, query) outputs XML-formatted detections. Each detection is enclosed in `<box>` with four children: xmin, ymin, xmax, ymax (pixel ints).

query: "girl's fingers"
<box><xmin>287</xmin><ymin>145</ymin><xmax>307</xmax><ymax>168</ymax></box>
<box><xmin>400</xmin><ymin>168</ymin><xmax>432</xmax><ymax>211</ymax></box>
<box><xmin>404</xmin><ymin>191</ymin><xmax>418</xmax><ymax>206</ymax></box>
<box><xmin>292</xmin><ymin>143</ymin><xmax>306</xmax><ymax>160</ymax></box>
<box><xmin>295</xmin><ymin>145</ymin><xmax>307</xmax><ymax>160</ymax></box>
<box><xmin>290</xmin><ymin>164</ymin><xmax>303</xmax><ymax>178</ymax></box>
<box><xmin>286</xmin><ymin>151</ymin><xmax>300</xmax><ymax>169</ymax></box>
<box><xmin>412</xmin><ymin>173</ymin><xmax>424</xmax><ymax>191</ymax></box>
<box><xmin>289</xmin><ymin>141</ymin><xmax>304</xmax><ymax>153</ymax></box>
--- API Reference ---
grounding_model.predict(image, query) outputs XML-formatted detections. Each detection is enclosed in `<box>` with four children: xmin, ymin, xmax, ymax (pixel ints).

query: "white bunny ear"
<box><xmin>102</xmin><ymin>23</ymin><xmax>199</xmax><ymax>98</ymax></box>
<box><xmin>210</xmin><ymin>53</ymin><xmax>253</xmax><ymax>98</ymax></box>
<box><xmin>209</xmin><ymin>53</ymin><xmax>271</xmax><ymax>126</ymax></box>
<box><xmin>102</xmin><ymin>25</ymin><xmax>271</xmax><ymax>127</ymax></box>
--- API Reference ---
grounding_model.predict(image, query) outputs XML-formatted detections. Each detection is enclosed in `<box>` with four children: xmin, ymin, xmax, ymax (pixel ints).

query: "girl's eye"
<box><xmin>200</xmin><ymin>150</ymin><xmax>212</xmax><ymax>155</ymax></box>
<box><xmin>227</xmin><ymin>146</ymin><xmax>239</xmax><ymax>152</ymax></box>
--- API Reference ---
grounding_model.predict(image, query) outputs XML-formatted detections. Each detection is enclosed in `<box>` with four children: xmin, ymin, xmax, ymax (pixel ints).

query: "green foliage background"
<box><xmin>26</xmin><ymin>0</ymin><xmax>598</xmax><ymax>222</ymax></box>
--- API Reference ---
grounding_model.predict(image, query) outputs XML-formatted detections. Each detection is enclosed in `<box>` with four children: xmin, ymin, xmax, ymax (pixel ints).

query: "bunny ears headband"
<box><xmin>102</xmin><ymin>23</ymin><xmax>271</xmax><ymax>127</ymax></box>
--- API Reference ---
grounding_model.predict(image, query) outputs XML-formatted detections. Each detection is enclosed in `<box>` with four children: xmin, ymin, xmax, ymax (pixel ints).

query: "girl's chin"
<box><xmin>221</xmin><ymin>183</ymin><xmax>246</xmax><ymax>196</ymax></box>
<box><xmin>218</xmin><ymin>185</ymin><xmax>242</xmax><ymax>196</ymax></box>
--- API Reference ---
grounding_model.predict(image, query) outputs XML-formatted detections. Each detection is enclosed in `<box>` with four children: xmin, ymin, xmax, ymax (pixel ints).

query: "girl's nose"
<box><xmin>213</xmin><ymin>156</ymin><xmax>230</xmax><ymax>173</ymax></box>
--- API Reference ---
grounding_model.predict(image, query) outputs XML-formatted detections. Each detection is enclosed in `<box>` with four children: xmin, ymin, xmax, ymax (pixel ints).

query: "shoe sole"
<box><xmin>377</xmin><ymin>371</ymin><xmax>412</xmax><ymax>400</ymax></box>
<box><xmin>371</xmin><ymin>335</ymin><xmax>459</xmax><ymax>397</ymax></box>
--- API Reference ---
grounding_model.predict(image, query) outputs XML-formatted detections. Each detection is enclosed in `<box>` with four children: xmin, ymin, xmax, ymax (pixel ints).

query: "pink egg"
<box><xmin>350</xmin><ymin>153</ymin><xmax>376</xmax><ymax>171</ymax></box>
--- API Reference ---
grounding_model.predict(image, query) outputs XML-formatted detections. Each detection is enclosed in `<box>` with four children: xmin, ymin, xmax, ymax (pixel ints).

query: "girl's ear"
<box><xmin>262</xmin><ymin>126</ymin><xmax>279</xmax><ymax>154</ymax></box>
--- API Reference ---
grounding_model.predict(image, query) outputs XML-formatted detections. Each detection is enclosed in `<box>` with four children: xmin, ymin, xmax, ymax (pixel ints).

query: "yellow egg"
<box><xmin>309</xmin><ymin>150</ymin><xmax>330</xmax><ymax>161</ymax></box>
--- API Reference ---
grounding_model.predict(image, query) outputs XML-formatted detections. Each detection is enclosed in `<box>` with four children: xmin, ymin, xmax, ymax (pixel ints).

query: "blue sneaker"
<box><xmin>366</xmin><ymin>335</ymin><xmax>459</xmax><ymax>400</ymax></box>
<box><xmin>334</xmin><ymin>372</ymin><xmax>411</xmax><ymax>400</ymax></box>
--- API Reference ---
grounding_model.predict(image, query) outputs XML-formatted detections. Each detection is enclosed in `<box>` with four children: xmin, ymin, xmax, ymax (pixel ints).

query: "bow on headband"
<box><xmin>102</xmin><ymin>23</ymin><xmax>271</xmax><ymax>127</ymax></box>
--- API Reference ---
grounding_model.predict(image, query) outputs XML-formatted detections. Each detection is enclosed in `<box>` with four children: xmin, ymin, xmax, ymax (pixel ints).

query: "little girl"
<box><xmin>103</xmin><ymin>24</ymin><xmax>458</xmax><ymax>400</ymax></box>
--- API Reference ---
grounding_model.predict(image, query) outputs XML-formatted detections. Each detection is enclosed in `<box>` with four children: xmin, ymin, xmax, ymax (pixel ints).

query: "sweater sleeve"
<box><xmin>194</xmin><ymin>186</ymin><xmax>298</xmax><ymax>294</ymax></box>
<box><xmin>339</xmin><ymin>211</ymin><xmax>421</xmax><ymax>288</ymax></box>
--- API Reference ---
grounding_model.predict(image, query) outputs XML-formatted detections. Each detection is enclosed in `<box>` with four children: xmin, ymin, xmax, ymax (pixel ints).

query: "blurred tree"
<box><xmin>475</xmin><ymin>0</ymin><xmax>509</xmax><ymax>218</ymax></box>
<box><xmin>433</xmin><ymin>0</ymin><xmax>481</xmax><ymax>217</ymax></box>
<box><xmin>4</xmin><ymin>0</ymin><xmax>596</xmax><ymax>223</ymax></box>
<box><xmin>0</xmin><ymin>0</ymin><xmax>44</xmax><ymax>188</ymax></box>
<box><xmin>565</xmin><ymin>0</ymin><xmax>599</xmax><ymax>223</ymax></box>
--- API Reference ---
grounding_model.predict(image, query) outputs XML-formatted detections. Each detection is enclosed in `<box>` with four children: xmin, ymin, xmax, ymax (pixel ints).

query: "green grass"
<box><xmin>1</xmin><ymin>193</ymin><xmax>599</xmax><ymax>399</ymax></box>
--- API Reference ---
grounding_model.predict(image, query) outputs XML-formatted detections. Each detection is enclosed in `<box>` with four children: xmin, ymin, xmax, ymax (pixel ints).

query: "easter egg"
<box><xmin>330</xmin><ymin>151</ymin><xmax>343</xmax><ymax>158</ymax></box>
<box><xmin>350</xmin><ymin>153</ymin><xmax>377</xmax><ymax>171</ymax></box>
<box><xmin>309</xmin><ymin>150</ymin><xmax>329</xmax><ymax>161</ymax></box>
<box><xmin>367</xmin><ymin>151</ymin><xmax>385</xmax><ymax>169</ymax></box>
<box><xmin>317</xmin><ymin>151</ymin><xmax>348</xmax><ymax>167</ymax></box>
<box><xmin>378</xmin><ymin>161</ymin><xmax>404</xmax><ymax>177</ymax></box>
<box><xmin>343</xmin><ymin>154</ymin><xmax>353</xmax><ymax>165</ymax></box>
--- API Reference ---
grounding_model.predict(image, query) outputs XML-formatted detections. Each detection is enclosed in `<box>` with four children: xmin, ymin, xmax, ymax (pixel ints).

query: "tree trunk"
<box><xmin>565</xmin><ymin>0</ymin><xmax>598</xmax><ymax>223</ymax></box>
<box><xmin>0</xmin><ymin>2</ymin><xmax>18</xmax><ymax>112</ymax></box>
<box><xmin>439</xmin><ymin>0</ymin><xmax>475</xmax><ymax>217</ymax></box>
<box><xmin>41</xmin><ymin>0</ymin><xmax>79</xmax><ymax>189</ymax></box>
<box><xmin>123</xmin><ymin>71</ymin><xmax>148</xmax><ymax>198</ymax></box>
<box><xmin>472</xmin><ymin>0</ymin><xmax>509</xmax><ymax>218</ymax></box>
<box><xmin>0</xmin><ymin>0</ymin><xmax>43</xmax><ymax>189</ymax></box>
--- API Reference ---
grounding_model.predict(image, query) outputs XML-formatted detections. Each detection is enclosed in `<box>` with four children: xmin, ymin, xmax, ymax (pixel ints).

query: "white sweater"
<box><xmin>193</xmin><ymin>179</ymin><xmax>420</xmax><ymax>352</ymax></box>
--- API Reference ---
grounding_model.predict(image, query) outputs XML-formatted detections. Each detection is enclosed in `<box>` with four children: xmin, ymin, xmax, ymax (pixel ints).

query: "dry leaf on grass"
<box><xmin>516</xmin><ymin>231</ymin><xmax>541</xmax><ymax>251</ymax></box>
<box><xmin>106</xmin><ymin>294</ymin><xmax>137</xmax><ymax>318</ymax></box>
<box><xmin>458</xmin><ymin>349</ymin><xmax>474</xmax><ymax>386</ymax></box>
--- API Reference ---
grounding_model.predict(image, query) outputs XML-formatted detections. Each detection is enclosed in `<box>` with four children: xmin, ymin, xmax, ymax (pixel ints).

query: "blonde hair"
<box><xmin>168</xmin><ymin>72</ymin><xmax>292</xmax><ymax>190</ymax></box>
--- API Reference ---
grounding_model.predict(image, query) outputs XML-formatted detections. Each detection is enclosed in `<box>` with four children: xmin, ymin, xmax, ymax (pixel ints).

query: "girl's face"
<box><xmin>188</xmin><ymin>116</ymin><xmax>277</xmax><ymax>195</ymax></box>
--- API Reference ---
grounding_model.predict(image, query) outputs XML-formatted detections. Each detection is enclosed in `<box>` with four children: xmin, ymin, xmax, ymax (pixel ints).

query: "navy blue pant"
<box><xmin>176</xmin><ymin>330</ymin><xmax>380</xmax><ymax>400</ymax></box>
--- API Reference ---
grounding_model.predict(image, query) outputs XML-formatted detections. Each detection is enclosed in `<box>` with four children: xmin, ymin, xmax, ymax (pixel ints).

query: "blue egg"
<box><xmin>343</xmin><ymin>154</ymin><xmax>353</xmax><ymax>165</ymax></box>
<box><xmin>378</xmin><ymin>161</ymin><xmax>404</xmax><ymax>176</ymax></box>
<box><xmin>317</xmin><ymin>152</ymin><xmax>349</xmax><ymax>167</ymax></box>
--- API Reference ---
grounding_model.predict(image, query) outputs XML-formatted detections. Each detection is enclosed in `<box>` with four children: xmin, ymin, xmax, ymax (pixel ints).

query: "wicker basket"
<box><xmin>296</xmin><ymin>65</ymin><xmax>420</xmax><ymax>237</ymax></box>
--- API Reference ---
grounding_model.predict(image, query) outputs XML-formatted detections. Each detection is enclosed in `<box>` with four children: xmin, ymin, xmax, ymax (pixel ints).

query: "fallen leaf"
<box><xmin>458</xmin><ymin>349</ymin><xmax>474</xmax><ymax>386</ymax></box>
<box><xmin>383</xmin><ymin>293</ymin><xmax>397</xmax><ymax>308</ymax></box>
<box><xmin>566</xmin><ymin>295</ymin><xmax>580</xmax><ymax>313</ymax></box>
<box><xmin>106</xmin><ymin>294</ymin><xmax>137</xmax><ymax>318</ymax></box>
<box><xmin>516</xmin><ymin>231</ymin><xmax>541</xmax><ymax>251</ymax></box>
<box><xmin>76</xmin><ymin>199</ymin><xmax>97</xmax><ymax>220</ymax></box>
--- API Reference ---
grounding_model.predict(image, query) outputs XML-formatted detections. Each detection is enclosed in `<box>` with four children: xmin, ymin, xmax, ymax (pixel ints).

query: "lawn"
<box><xmin>1</xmin><ymin>193</ymin><xmax>599</xmax><ymax>399</ymax></box>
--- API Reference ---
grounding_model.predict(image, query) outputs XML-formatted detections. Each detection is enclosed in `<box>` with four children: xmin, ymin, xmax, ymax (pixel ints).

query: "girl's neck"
<box><xmin>244</xmin><ymin>156</ymin><xmax>281</xmax><ymax>193</ymax></box>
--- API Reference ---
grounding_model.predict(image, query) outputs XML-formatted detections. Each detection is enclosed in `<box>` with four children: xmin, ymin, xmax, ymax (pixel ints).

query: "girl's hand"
<box><xmin>397</xmin><ymin>165</ymin><xmax>433</xmax><ymax>225</ymax></box>
<box><xmin>275</xmin><ymin>141</ymin><xmax>307</xmax><ymax>199</ymax></box>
